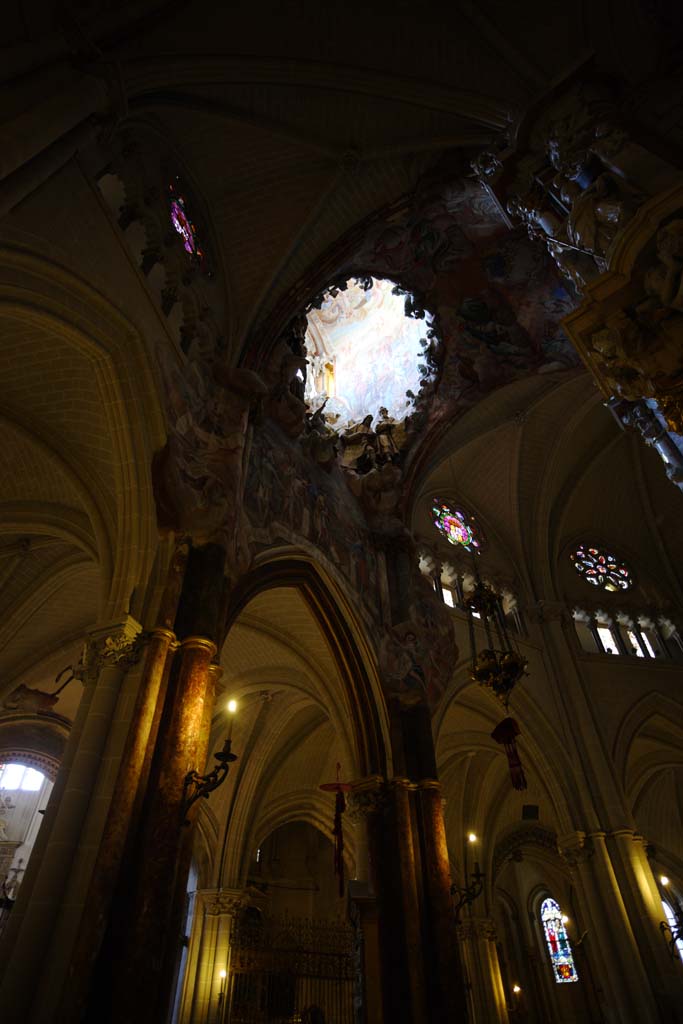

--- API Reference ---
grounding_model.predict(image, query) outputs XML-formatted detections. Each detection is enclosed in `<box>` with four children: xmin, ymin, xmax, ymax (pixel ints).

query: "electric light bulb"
<box><xmin>561</xmin><ymin>914</ymin><xmax>569</xmax><ymax>924</ymax></box>
<box><xmin>219</xmin><ymin>969</ymin><xmax>226</xmax><ymax>979</ymax></box>
<box><xmin>660</xmin><ymin>875</ymin><xmax>670</xmax><ymax>886</ymax></box>
<box><xmin>227</xmin><ymin>699</ymin><xmax>237</xmax><ymax>714</ymax></box>
<box><xmin>468</xmin><ymin>832</ymin><xmax>477</xmax><ymax>843</ymax></box>
<box><xmin>513</xmin><ymin>985</ymin><xmax>521</xmax><ymax>994</ymax></box>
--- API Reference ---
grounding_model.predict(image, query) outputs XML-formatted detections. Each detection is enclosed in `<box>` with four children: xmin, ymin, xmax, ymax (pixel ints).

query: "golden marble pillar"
<box><xmin>104</xmin><ymin>634</ymin><xmax>218</xmax><ymax>1023</ymax></box>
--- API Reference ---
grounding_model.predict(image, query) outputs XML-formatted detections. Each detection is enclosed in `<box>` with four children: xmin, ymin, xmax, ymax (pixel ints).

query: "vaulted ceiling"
<box><xmin>34</xmin><ymin>0</ymin><xmax>668</xmax><ymax>350</ymax></box>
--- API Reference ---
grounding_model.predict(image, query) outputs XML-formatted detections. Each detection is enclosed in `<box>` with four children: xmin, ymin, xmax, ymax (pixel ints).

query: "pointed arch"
<box><xmin>225</xmin><ymin>552</ymin><xmax>391</xmax><ymax>778</ymax></box>
<box><xmin>613</xmin><ymin>691</ymin><xmax>683</xmax><ymax>792</ymax></box>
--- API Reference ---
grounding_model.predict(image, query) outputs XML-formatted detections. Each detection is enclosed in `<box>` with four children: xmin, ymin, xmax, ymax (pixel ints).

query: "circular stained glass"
<box><xmin>432</xmin><ymin>500</ymin><xmax>481</xmax><ymax>552</ymax></box>
<box><xmin>570</xmin><ymin>544</ymin><xmax>632</xmax><ymax>592</ymax></box>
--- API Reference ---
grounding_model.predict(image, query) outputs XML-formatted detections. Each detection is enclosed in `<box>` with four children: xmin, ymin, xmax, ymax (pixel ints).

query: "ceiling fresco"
<box><xmin>304</xmin><ymin>277</ymin><xmax>428</xmax><ymax>427</ymax></box>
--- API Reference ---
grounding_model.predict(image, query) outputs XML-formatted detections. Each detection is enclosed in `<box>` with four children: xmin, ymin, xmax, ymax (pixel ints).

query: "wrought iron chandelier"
<box><xmin>464</xmin><ymin>558</ymin><xmax>529</xmax><ymax>790</ymax></box>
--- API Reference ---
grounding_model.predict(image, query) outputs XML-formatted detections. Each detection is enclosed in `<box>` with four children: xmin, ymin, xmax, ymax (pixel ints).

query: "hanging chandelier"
<box><xmin>464</xmin><ymin>563</ymin><xmax>529</xmax><ymax>790</ymax></box>
<box><xmin>465</xmin><ymin>578</ymin><xmax>528</xmax><ymax>705</ymax></box>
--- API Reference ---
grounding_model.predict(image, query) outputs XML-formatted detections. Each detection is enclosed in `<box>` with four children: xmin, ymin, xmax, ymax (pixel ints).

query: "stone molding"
<box><xmin>346</xmin><ymin>776</ymin><xmax>388</xmax><ymax>821</ymax></box>
<box><xmin>557</xmin><ymin>830</ymin><xmax>596</xmax><ymax>868</ymax></box>
<box><xmin>457</xmin><ymin>916</ymin><xmax>498</xmax><ymax>943</ymax></box>
<box><xmin>492</xmin><ymin>825</ymin><xmax>558</xmax><ymax>878</ymax></box>
<box><xmin>83</xmin><ymin>615</ymin><xmax>146</xmax><ymax>684</ymax></box>
<box><xmin>201</xmin><ymin>887</ymin><xmax>247</xmax><ymax>917</ymax></box>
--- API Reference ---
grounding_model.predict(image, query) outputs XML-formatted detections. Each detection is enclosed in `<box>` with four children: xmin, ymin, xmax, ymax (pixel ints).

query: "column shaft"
<box><xmin>102</xmin><ymin>636</ymin><xmax>218</xmax><ymax>1023</ymax></box>
<box><xmin>59</xmin><ymin>627</ymin><xmax>176</xmax><ymax>1020</ymax></box>
<box><xmin>457</xmin><ymin>917</ymin><xmax>509</xmax><ymax>1024</ymax></box>
<box><xmin>417</xmin><ymin>783</ymin><xmax>469</xmax><ymax>1021</ymax></box>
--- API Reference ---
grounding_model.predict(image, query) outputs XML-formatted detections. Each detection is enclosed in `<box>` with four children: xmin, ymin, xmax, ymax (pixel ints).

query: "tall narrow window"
<box><xmin>662</xmin><ymin>901</ymin><xmax>683</xmax><ymax>962</ymax></box>
<box><xmin>596</xmin><ymin>626</ymin><xmax>617</xmax><ymax>654</ymax></box>
<box><xmin>540</xmin><ymin>898</ymin><xmax>578</xmax><ymax>983</ymax></box>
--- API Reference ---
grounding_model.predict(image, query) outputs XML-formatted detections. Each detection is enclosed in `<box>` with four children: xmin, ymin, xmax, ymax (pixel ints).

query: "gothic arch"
<box><xmin>225</xmin><ymin>553</ymin><xmax>391</xmax><ymax>779</ymax></box>
<box><xmin>613</xmin><ymin>691</ymin><xmax>683</xmax><ymax>791</ymax></box>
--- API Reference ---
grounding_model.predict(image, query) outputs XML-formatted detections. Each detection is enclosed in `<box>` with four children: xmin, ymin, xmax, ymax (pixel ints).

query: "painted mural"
<box><xmin>304</xmin><ymin>278</ymin><xmax>427</xmax><ymax>427</ymax></box>
<box><xmin>351</xmin><ymin>181</ymin><xmax>580</xmax><ymax>417</ymax></box>
<box><xmin>245</xmin><ymin>420</ymin><xmax>381</xmax><ymax>617</ymax></box>
<box><xmin>155</xmin><ymin>175</ymin><xmax>580</xmax><ymax>711</ymax></box>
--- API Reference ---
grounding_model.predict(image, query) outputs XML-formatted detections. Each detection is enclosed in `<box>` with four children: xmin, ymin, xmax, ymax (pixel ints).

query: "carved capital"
<box><xmin>558</xmin><ymin>831</ymin><xmax>594</xmax><ymax>868</ymax></box>
<box><xmin>84</xmin><ymin>616</ymin><xmax>145</xmax><ymax>683</ymax></box>
<box><xmin>457</xmin><ymin>916</ymin><xmax>498</xmax><ymax>943</ymax></box>
<box><xmin>346</xmin><ymin>777</ymin><xmax>387</xmax><ymax>821</ymax></box>
<box><xmin>202</xmin><ymin>887</ymin><xmax>247</xmax><ymax>916</ymax></box>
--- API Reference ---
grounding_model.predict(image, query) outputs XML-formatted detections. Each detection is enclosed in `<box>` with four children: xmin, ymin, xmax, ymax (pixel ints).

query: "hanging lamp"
<box><xmin>464</xmin><ymin>557</ymin><xmax>529</xmax><ymax>790</ymax></box>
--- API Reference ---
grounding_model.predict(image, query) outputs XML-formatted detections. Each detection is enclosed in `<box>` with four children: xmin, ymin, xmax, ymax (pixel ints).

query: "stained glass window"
<box><xmin>570</xmin><ymin>544</ymin><xmax>632</xmax><ymax>592</ymax></box>
<box><xmin>169</xmin><ymin>180</ymin><xmax>205</xmax><ymax>266</ymax></box>
<box><xmin>541</xmin><ymin>898</ymin><xmax>578</xmax><ymax>984</ymax></box>
<box><xmin>432</xmin><ymin>500</ymin><xmax>481</xmax><ymax>552</ymax></box>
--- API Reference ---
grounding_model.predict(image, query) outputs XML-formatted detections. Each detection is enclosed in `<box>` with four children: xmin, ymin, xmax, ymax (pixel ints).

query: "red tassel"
<box><xmin>491</xmin><ymin>717</ymin><xmax>527</xmax><ymax>791</ymax></box>
<box><xmin>332</xmin><ymin>790</ymin><xmax>346</xmax><ymax>897</ymax></box>
<box><xmin>320</xmin><ymin>763</ymin><xmax>352</xmax><ymax>897</ymax></box>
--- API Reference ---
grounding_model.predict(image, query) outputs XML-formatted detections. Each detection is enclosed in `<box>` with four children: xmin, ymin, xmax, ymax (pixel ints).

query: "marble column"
<box><xmin>457</xmin><ymin>916</ymin><xmax>509</xmax><ymax>1024</ymax></box>
<box><xmin>360</xmin><ymin>776</ymin><xmax>425</xmax><ymax>1024</ymax></box>
<box><xmin>58</xmin><ymin>626</ymin><xmax>177</xmax><ymax>1020</ymax></box>
<box><xmin>105</xmin><ymin>634</ymin><xmax>218</xmax><ymax>1023</ymax></box>
<box><xmin>81</xmin><ymin>540</ymin><xmax>231</xmax><ymax>1024</ymax></box>
<box><xmin>417</xmin><ymin>780</ymin><xmax>470</xmax><ymax>1021</ymax></box>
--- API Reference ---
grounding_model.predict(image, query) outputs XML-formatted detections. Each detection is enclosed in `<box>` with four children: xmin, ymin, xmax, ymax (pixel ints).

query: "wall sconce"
<box><xmin>181</xmin><ymin>700</ymin><xmax>238</xmax><ymax>825</ymax></box>
<box><xmin>217</xmin><ymin>968</ymin><xmax>227</xmax><ymax>1016</ymax></box>
<box><xmin>452</xmin><ymin>832</ymin><xmax>484</xmax><ymax>921</ymax></box>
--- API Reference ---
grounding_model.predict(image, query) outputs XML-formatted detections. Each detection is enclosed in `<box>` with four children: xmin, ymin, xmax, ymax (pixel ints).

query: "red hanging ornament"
<box><xmin>491</xmin><ymin>717</ymin><xmax>527</xmax><ymax>791</ymax></box>
<box><xmin>320</xmin><ymin>763</ymin><xmax>352</xmax><ymax>897</ymax></box>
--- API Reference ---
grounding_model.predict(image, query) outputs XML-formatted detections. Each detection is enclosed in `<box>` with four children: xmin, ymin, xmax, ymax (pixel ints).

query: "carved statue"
<box><xmin>642</xmin><ymin>220</ymin><xmax>683</xmax><ymax>313</ymax></box>
<box><xmin>557</xmin><ymin>174</ymin><xmax>637</xmax><ymax>262</ymax></box>
<box><xmin>471</xmin><ymin>151</ymin><xmax>502</xmax><ymax>181</ymax></box>
<box><xmin>301</xmin><ymin>400</ymin><xmax>339</xmax><ymax>471</ymax></box>
<box><xmin>264</xmin><ymin>315</ymin><xmax>309</xmax><ymax>437</ymax></box>
<box><xmin>346</xmin><ymin>461</ymin><xmax>404</xmax><ymax>533</ymax></box>
<box><xmin>341</xmin><ymin>414</ymin><xmax>375</xmax><ymax>448</ymax></box>
<box><xmin>375</xmin><ymin>407</ymin><xmax>399</xmax><ymax>462</ymax></box>
<box><xmin>507</xmin><ymin>191</ymin><xmax>599</xmax><ymax>290</ymax></box>
<box><xmin>590</xmin><ymin>306</ymin><xmax>683</xmax><ymax>416</ymax></box>
<box><xmin>3</xmin><ymin>684</ymin><xmax>59</xmax><ymax>714</ymax></box>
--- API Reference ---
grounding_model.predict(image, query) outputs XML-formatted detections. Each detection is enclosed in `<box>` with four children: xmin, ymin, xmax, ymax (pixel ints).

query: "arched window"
<box><xmin>570</xmin><ymin>544</ymin><xmax>632</xmax><ymax>592</ymax></box>
<box><xmin>432</xmin><ymin>500</ymin><xmax>481</xmax><ymax>552</ymax></box>
<box><xmin>168</xmin><ymin>179</ymin><xmax>206</xmax><ymax>269</ymax></box>
<box><xmin>0</xmin><ymin>763</ymin><xmax>45</xmax><ymax>791</ymax></box>
<box><xmin>540</xmin><ymin>897</ymin><xmax>578</xmax><ymax>983</ymax></box>
<box><xmin>662</xmin><ymin>900</ymin><xmax>683</xmax><ymax>962</ymax></box>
